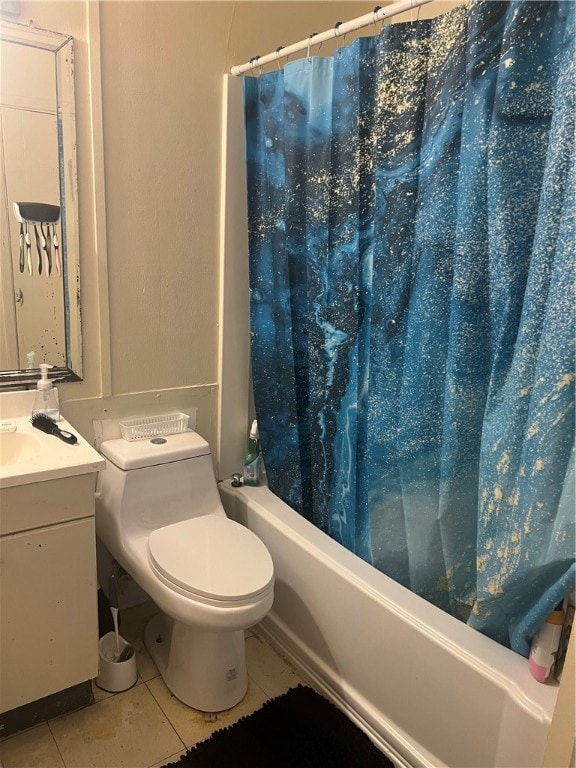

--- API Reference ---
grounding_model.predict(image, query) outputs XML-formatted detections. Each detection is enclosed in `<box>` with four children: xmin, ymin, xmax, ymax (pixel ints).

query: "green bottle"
<box><xmin>243</xmin><ymin>419</ymin><xmax>261</xmax><ymax>486</ymax></box>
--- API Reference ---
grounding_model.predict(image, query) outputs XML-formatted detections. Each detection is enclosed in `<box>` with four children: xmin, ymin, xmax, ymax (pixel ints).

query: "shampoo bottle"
<box><xmin>528</xmin><ymin>602</ymin><xmax>565</xmax><ymax>682</ymax></box>
<box><xmin>243</xmin><ymin>419</ymin><xmax>261</xmax><ymax>486</ymax></box>
<box><xmin>32</xmin><ymin>364</ymin><xmax>60</xmax><ymax>421</ymax></box>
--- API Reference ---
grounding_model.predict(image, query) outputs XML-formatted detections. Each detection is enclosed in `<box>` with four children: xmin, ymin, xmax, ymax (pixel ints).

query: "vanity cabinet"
<box><xmin>0</xmin><ymin>473</ymin><xmax>99</xmax><ymax>714</ymax></box>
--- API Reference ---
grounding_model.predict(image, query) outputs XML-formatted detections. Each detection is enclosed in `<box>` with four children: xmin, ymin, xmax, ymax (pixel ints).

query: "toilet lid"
<box><xmin>147</xmin><ymin>517</ymin><xmax>274</xmax><ymax>602</ymax></box>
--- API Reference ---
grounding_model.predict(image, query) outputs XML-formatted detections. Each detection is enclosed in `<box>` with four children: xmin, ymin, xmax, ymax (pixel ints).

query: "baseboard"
<box><xmin>0</xmin><ymin>680</ymin><xmax>93</xmax><ymax>739</ymax></box>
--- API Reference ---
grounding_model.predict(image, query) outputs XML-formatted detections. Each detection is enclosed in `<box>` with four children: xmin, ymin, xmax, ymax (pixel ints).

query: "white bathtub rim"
<box><xmin>220</xmin><ymin>482</ymin><xmax>558</xmax><ymax>726</ymax></box>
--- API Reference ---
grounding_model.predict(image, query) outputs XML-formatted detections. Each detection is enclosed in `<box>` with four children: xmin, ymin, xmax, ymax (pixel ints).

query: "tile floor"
<box><xmin>0</xmin><ymin>601</ymin><xmax>308</xmax><ymax>768</ymax></box>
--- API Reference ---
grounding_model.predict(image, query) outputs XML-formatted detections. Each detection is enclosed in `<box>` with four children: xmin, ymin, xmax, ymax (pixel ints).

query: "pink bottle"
<box><xmin>528</xmin><ymin>603</ymin><xmax>564</xmax><ymax>683</ymax></box>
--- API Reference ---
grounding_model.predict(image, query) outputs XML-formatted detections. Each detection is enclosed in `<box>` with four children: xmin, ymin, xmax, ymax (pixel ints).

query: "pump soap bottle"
<box><xmin>243</xmin><ymin>419</ymin><xmax>261</xmax><ymax>486</ymax></box>
<box><xmin>32</xmin><ymin>364</ymin><xmax>60</xmax><ymax>420</ymax></box>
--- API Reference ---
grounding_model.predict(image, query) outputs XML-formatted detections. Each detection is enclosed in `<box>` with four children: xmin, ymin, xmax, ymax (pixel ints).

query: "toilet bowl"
<box><xmin>95</xmin><ymin>430</ymin><xmax>274</xmax><ymax>712</ymax></box>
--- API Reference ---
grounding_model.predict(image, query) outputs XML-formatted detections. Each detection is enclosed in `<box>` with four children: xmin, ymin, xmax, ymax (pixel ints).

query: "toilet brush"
<box><xmin>107</xmin><ymin>574</ymin><xmax>135</xmax><ymax>662</ymax></box>
<box><xmin>108</xmin><ymin>574</ymin><xmax>121</xmax><ymax>657</ymax></box>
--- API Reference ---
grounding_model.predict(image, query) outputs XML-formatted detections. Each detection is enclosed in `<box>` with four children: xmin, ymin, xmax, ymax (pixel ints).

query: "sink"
<box><xmin>0</xmin><ymin>431</ymin><xmax>42</xmax><ymax>464</ymax></box>
<box><xmin>0</xmin><ymin>390</ymin><xmax>105</xmax><ymax>488</ymax></box>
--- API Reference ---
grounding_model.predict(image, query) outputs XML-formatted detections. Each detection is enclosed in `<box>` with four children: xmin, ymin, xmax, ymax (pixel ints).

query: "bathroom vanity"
<box><xmin>0</xmin><ymin>393</ymin><xmax>104</xmax><ymax>731</ymax></box>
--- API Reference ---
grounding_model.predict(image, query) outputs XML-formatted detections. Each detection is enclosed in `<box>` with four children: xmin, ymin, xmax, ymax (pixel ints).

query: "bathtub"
<box><xmin>219</xmin><ymin>482</ymin><xmax>559</xmax><ymax>768</ymax></box>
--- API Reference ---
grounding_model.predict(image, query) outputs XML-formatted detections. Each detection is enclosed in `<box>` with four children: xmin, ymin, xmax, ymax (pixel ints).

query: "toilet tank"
<box><xmin>98</xmin><ymin>431</ymin><xmax>225</xmax><ymax>534</ymax></box>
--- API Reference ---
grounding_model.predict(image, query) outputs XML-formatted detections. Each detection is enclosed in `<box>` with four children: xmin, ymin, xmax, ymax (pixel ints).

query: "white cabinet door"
<box><xmin>0</xmin><ymin>518</ymin><xmax>99</xmax><ymax>713</ymax></box>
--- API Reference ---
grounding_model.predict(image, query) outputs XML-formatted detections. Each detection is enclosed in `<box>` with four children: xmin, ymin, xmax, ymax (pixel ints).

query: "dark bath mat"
<box><xmin>162</xmin><ymin>684</ymin><xmax>394</xmax><ymax>768</ymax></box>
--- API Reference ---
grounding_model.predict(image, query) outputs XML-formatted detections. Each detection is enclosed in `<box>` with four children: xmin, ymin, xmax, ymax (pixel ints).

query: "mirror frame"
<box><xmin>0</xmin><ymin>20</ymin><xmax>82</xmax><ymax>390</ymax></box>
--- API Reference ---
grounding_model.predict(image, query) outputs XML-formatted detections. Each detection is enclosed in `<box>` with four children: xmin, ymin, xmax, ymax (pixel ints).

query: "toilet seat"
<box><xmin>147</xmin><ymin>516</ymin><xmax>274</xmax><ymax>604</ymax></box>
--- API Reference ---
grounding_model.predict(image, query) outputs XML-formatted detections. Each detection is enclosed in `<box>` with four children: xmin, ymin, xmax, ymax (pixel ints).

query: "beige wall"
<box><xmin>7</xmin><ymin>1</ymin><xmax>466</xmax><ymax>449</ymax></box>
<box><xmin>9</xmin><ymin>1</ymin><xmax>380</xmax><ymax>451</ymax></box>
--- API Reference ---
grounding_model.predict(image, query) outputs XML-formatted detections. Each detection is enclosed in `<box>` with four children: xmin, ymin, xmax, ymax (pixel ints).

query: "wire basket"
<box><xmin>119</xmin><ymin>413</ymin><xmax>189</xmax><ymax>441</ymax></box>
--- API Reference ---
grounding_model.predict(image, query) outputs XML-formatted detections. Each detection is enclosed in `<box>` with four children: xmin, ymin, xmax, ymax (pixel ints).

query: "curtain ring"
<box><xmin>334</xmin><ymin>22</ymin><xmax>346</xmax><ymax>57</ymax></box>
<box><xmin>307</xmin><ymin>32</ymin><xmax>317</xmax><ymax>62</ymax></box>
<box><xmin>275</xmin><ymin>46</ymin><xmax>284</xmax><ymax>70</ymax></box>
<box><xmin>410</xmin><ymin>1</ymin><xmax>422</xmax><ymax>33</ymax></box>
<box><xmin>373</xmin><ymin>6</ymin><xmax>382</xmax><ymax>34</ymax></box>
<box><xmin>249</xmin><ymin>55</ymin><xmax>260</xmax><ymax>73</ymax></box>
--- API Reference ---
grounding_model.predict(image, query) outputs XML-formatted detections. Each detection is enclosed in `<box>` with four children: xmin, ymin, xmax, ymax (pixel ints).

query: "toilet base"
<box><xmin>143</xmin><ymin>613</ymin><xmax>248</xmax><ymax>712</ymax></box>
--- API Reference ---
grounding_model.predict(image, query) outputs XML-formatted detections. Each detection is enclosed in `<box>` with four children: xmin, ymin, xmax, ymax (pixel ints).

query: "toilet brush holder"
<box><xmin>95</xmin><ymin>632</ymin><xmax>137</xmax><ymax>692</ymax></box>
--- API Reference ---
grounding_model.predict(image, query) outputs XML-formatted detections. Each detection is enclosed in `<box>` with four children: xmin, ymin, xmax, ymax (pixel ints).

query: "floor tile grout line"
<box><xmin>143</xmin><ymin>678</ymin><xmax>187</xmax><ymax>753</ymax></box>
<box><xmin>47</xmin><ymin>681</ymin><xmax>186</xmax><ymax>768</ymax></box>
<box><xmin>46</xmin><ymin>719</ymin><xmax>67</xmax><ymax>768</ymax></box>
<box><xmin>245</xmin><ymin>674</ymin><xmax>272</xmax><ymax>705</ymax></box>
<box><xmin>148</xmin><ymin>747</ymin><xmax>187</xmax><ymax>768</ymax></box>
<box><xmin>143</xmin><ymin>673</ymin><xmax>270</xmax><ymax>748</ymax></box>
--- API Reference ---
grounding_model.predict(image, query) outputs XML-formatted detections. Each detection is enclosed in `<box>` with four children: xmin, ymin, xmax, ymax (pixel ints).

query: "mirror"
<box><xmin>0</xmin><ymin>20</ymin><xmax>81</xmax><ymax>389</ymax></box>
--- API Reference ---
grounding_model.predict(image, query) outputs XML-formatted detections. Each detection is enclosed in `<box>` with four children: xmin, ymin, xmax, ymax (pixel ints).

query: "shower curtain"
<box><xmin>243</xmin><ymin>0</ymin><xmax>575</xmax><ymax>655</ymax></box>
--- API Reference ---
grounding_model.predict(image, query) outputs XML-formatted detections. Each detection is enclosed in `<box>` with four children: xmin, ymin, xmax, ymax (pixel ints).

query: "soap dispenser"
<box><xmin>32</xmin><ymin>364</ymin><xmax>60</xmax><ymax>420</ymax></box>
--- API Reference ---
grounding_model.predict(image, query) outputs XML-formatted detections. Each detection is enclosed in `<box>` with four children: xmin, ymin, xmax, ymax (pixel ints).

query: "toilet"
<box><xmin>95</xmin><ymin>430</ymin><xmax>274</xmax><ymax>712</ymax></box>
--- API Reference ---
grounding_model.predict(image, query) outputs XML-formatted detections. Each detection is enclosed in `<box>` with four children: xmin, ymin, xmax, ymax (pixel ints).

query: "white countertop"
<box><xmin>0</xmin><ymin>392</ymin><xmax>104</xmax><ymax>489</ymax></box>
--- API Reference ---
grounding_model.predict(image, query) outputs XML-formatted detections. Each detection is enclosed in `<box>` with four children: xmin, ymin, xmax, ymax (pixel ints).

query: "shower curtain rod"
<box><xmin>231</xmin><ymin>0</ymin><xmax>435</xmax><ymax>76</ymax></box>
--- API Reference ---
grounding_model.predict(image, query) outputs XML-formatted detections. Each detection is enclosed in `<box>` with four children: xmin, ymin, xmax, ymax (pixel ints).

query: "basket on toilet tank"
<box><xmin>119</xmin><ymin>412</ymin><xmax>189</xmax><ymax>441</ymax></box>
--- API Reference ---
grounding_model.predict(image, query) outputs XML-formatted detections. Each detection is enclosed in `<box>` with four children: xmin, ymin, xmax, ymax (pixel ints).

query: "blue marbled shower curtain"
<box><xmin>243</xmin><ymin>0</ymin><xmax>575</xmax><ymax>655</ymax></box>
